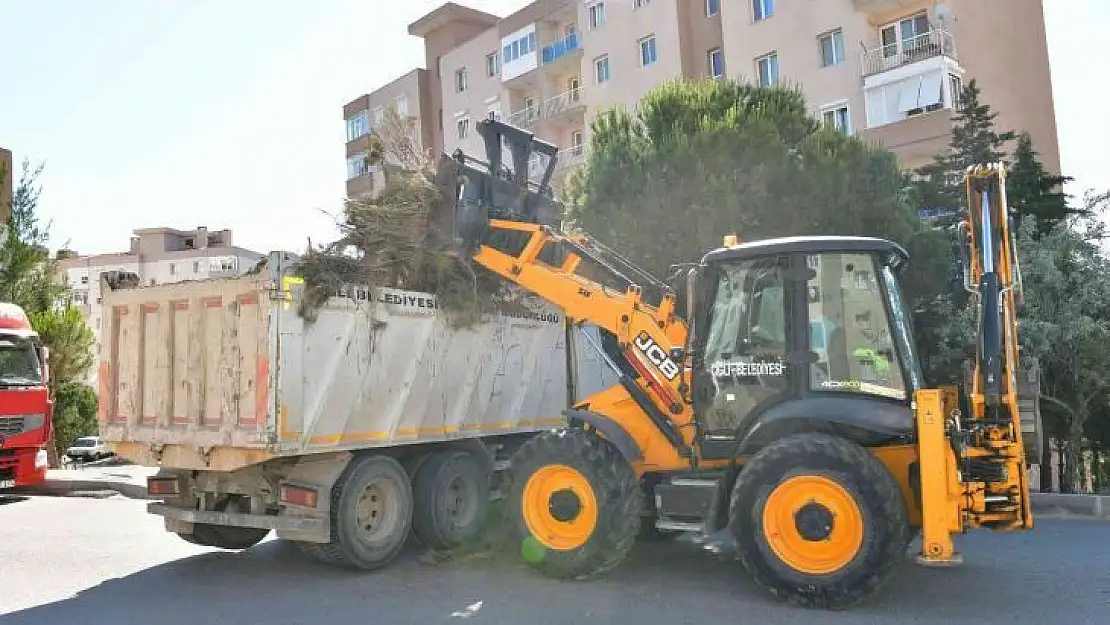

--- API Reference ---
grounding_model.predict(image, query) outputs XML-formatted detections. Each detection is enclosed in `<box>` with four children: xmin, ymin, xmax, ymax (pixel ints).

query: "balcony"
<box><xmin>507</xmin><ymin>106</ymin><xmax>540</xmax><ymax>130</ymax></box>
<box><xmin>861</xmin><ymin>28</ymin><xmax>957</xmax><ymax>78</ymax></box>
<box><xmin>541</xmin><ymin>86</ymin><xmax>585</xmax><ymax>122</ymax></box>
<box><xmin>541</xmin><ymin>32</ymin><xmax>581</xmax><ymax>66</ymax></box>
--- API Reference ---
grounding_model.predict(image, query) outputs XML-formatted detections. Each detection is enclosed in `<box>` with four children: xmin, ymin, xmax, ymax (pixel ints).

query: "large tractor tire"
<box><xmin>729</xmin><ymin>433</ymin><xmax>909</xmax><ymax>610</ymax></box>
<box><xmin>507</xmin><ymin>428</ymin><xmax>642</xmax><ymax>580</ymax></box>
<box><xmin>174</xmin><ymin>496</ymin><xmax>270</xmax><ymax>550</ymax></box>
<box><xmin>411</xmin><ymin>449</ymin><xmax>491</xmax><ymax>550</ymax></box>
<box><xmin>311</xmin><ymin>453</ymin><xmax>414</xmax><ymax>570</ymax></box>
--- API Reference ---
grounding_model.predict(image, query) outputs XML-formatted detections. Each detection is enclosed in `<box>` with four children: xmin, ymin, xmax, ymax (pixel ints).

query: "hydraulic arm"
<box><xmin>915</xmin><ymin>163</ymin><xmax>1034</xmax><ymax>565</ymax></box>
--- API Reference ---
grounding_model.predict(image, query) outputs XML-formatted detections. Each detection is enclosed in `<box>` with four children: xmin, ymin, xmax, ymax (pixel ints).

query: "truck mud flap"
<box><xmin>147</xmin><ymin>502</ymin><xmax>327</xmax><ymax>535</ymax></box>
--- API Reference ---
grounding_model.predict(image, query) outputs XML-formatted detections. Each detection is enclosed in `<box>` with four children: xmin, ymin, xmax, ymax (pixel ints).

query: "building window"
<box><xmin>486</xmin><ymin>52</ymin><xmax>499</xmax><ymax>77</ymax></box>
<box><xmin>634</xmin><ymin>0</ymin><xmax>650</xmax><ymax>8</ymax></box>
<box><xmin>819</xmin><ymin>29</ymin><xmax>845</xmax><ymax>67</ymax></box>
<box><xmin>821</xmin><ymin>104</ymin><xmax>851</xmax><ymax>135</ymax></box>
<box><xmin>457</xmin><ymin>117</ymin><xmax>470</xmax><ymax>140</ymax></box>
<box><xmin>949</xmin><ymin>73</ymin><xmax>963</xmax><ymax>108</ymax></box>
<box><xmin>756</xmin><ymin>53</ymin><xmax>778</xmax><ymax>86</ymax></box>
<box><xmin>571</xmin><ymin>130</ymin><xmax>584</xmax><ymax>154</ymax></box>
<box><xmin>346</xmin><ymin>152</ymin><xmax>369</xmax><ymax>180</ymax></box>
<box><xmin>371</xmin><ymin>106</ymin><xmax>385</xmax><ymax>127</ymax></box>
<box><xmin>639</xmin><ymin>35</ymin><xmax>657</xmax><ymax>66</ymax></box>
<box><xmin>80</xmin><ymin>275</ymin><xmax>88</xmax><ymax>284</ymax></box>
<box><xmin>345</xmin><ymin>109</ymin><xmax>369</xmax><ymax>142</ymax></box>
<box><xmin>193</xmin><ymin>261</ymin><xmax>200</xmax><ymax>272</ymax></box>
<box><xmin>455</xmin><ymin>68</ymin><xmax>468</xmax><ymax>93</ymax></box>
<box><xmin>395</xmin><ymin>96</ymin><xmax>409</xmax><ymax>117</ymax></box>
<box><xmin>706</xmin><ymin>0</ymin><xmax>719</xmax><ymax>17</ymax></box>
<box><xmin>708</xmin><ymin>48</ymin><xmax>724</xmax><ymax>78</ymax></box>
<box><xmin>880</xmin><ymin>12</ymin><xmax>930</xmax><ymax>58</ymax></box>
<box><xmin>169</xmin><ymin>263</ymin><xmax>176</xmax><ymax>276</ymax></box>
<box><xmin>501</xmin><ymin>32</ymin><xmax>536</xmax><ymax>64</ymax></box>
<box><xmin>588</xmin><ymin>2</ymin><xmax>605</xmax><ymax>29</ymax></box>
<box><xmin>753</xmin><ymin>0</ymin><xmax>774</xmax><ymax>21</ymax></box>
<box><xmin>594</xmin><ymin>55</ymin><xmax>610</xmax><ymax>83</ymax></box>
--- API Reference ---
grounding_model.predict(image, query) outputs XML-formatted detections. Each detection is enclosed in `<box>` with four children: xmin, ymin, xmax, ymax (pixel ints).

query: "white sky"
<box><xmin>0</xmin><ymin>0</ymin><xmax>1104</xmax><ymax>256</ymax></box>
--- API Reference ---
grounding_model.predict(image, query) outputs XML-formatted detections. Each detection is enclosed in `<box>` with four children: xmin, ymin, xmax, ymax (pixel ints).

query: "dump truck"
<box><xmin>98</xmin><ymin>255</ymin><xmax>618</xmax><ymax>557</ymax></box>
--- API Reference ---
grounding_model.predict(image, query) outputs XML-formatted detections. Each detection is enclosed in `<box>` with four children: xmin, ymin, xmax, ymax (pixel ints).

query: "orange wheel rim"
<box><xmin>522</xmin><ymin>464</ymin><xmax>598</xmax><ymax>551</ymax></box>
<box><xmin>761</xmin><ymin>474</ymin><xmax>865</xmax><ymax>575</ymax></box>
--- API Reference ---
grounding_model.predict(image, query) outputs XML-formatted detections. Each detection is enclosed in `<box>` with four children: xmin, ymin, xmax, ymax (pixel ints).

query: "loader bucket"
<box><xmin>424</xmin><ymin>116</ymin><xmax>565</xmax><ymax>257</ymax></box>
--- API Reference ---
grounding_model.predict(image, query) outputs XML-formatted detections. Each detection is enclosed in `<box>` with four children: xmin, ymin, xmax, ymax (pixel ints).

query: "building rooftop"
<box><xmin>407</xmin><ymin>2</ymin><xmax>501</xmax><ymax>38</ymax></box>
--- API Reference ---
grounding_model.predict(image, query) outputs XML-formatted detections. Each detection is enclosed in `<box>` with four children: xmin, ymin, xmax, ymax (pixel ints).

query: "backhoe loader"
<box><xmin>427</xmin><ymin>115</ymin><xmax>1035</xmax><ymax>609</ymax></box>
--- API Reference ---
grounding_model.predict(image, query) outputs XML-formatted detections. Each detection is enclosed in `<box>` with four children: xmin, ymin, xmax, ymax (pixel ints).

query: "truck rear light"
<box><xmin>147</xmin><ymin>476</ymin><xmax>180</xmax><ymax>496</ymax></box>
<box><xmin>280</xmin><ymin>483</ymin><xmax>319</xmax><ymax>509</ymax></box>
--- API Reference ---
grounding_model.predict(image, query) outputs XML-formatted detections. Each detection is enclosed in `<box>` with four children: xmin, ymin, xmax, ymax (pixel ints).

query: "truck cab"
<box><xmin>0</xmin><ymin>302</ymin><xmax>52</xmax><ymax>489</ymax></box>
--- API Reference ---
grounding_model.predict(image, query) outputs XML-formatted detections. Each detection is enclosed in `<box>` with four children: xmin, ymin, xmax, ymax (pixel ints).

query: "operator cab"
<box><xmin>685</xmin><ymin>235</ymin><xmax>924</xmax><ymax>459</ymax></box>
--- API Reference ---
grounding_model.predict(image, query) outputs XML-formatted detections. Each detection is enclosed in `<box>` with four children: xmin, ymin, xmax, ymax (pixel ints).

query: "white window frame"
<box><xmin>706</xmin><ymin>0</ymin><xmax>719</xmax><ymax>17</ymax></box>
<box><xmin>708</xmin><ymin>47</ymin><xmax>724</xmax><ymax>79</ymax></box>
<box><xmin>880</xmin><ymin>12</ymin><xmax>930</xmax><ymax>57</ymax></box>
<box><xmin>639</xmin><ymin>35</ymin><xmax>657</xmax><ymax>67</ymax></box>
<box><xmin>820</xmin><ymin>101</ymin><xmax>852</xmax><ymax>135</ymax></box>
<box><xmin>346</xmin><ymin>151</ymin><xmax>369</xmax><ymax>180</ymax></box>
<box><xmin>594</xmin><ymin>55</ymin><xmax>610</xmax><ymax>83</ymax></box>
<box><xmin>948</xmin><ymin>72</ymin><xmax>963</xmax><ymax>109</ymax></box>
<box><xmin>753</xmin><ymin>0</ymin><xmax>774</xmax><ymax>21</ymax></box>
<box><xmin>634</xmin><ymin>0</ymin><xmax>650</xmax><ymax>8</ymax></box>
<box><xmin>456</xmin><ymin>117</ymin><xmax>470</xmax><ymax>140</ymax></box>
<box><xmin>818</xmin><ymin>29</ymin><xmax>845</xmax><ymax>67</ymax></box>
<box><xmin>756</xmin><ymin>52</ymin><xmax>778</xmax><ymax>86</ymax></box>
<box><xmin>395</xmin><ymin>95</ymin><xmax>409</xmax><ymax>117</ymax></box>
<box><xmin>455</xmin><ymin>68</ymin><xmax>468</xmax><ymax>93</ymax></box>
<box><xmin>486</xmin><ymin>52</ymin><xmax>499</xmax><ymax>77</ymax></box>
<box><xmin>345</xmin><ymin>109</ymin><xmax>369</xmax><ymax>142</ymax></box>
<box><xmin>588</xmin><ymin>2</ymin><xmax>605</xmax><ymax>29</ymax></box>
<box><xmin>371</xmin><ymin>106</ymin><xmax>385</xmax><ymax>127</ymax></box>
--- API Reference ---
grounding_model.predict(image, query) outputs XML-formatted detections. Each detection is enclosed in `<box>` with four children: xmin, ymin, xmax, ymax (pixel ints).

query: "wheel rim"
<box><xmin>521</xmin><ymin>464</ymin><xmax>598</xmax><ymax>551</ymax></box>
<box><xmin>446</xmin><ymin>475</ymin><xmax>475</xmax><ymax>526</ymax></box>
<box><xmin>356</xmin><ymin>479</ymin><xmax>400</xmax><ymax>544</ymax></box>
<box><xmin>761</xmin><ymin>474</ymin><xmax>865</xmax><ymax>575</ymax></box>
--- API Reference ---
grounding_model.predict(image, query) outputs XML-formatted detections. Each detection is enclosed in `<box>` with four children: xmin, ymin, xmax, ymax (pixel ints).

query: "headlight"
<box><xmin>34</xmin><ymin>448</ymin><xmax>48</xmax><ymax>469</ymax></box>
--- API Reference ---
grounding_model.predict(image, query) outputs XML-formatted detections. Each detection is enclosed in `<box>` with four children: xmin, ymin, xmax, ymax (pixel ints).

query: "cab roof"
<box><xmin>701</xmin><ymin>235</ymin><xmax>909</xmax><ymax>267</ymax></box>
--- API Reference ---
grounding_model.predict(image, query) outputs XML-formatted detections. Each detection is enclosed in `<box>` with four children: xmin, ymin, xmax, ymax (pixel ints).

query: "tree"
<box><xmin>50</xmin><ymin>380</ymin><xmax>99</xmax><ymax>460</ymax></box>
<box><xmin>1007</xmin><ymin>132</ymin><xmax>1076</xmax><ymax>234</ymax></box>
<box><xmin>1015</xmin><ymin>193</ymin><xmax>1110</xmax><ymax>493</ymax></box>
<box><xmin>30</xmin><ymin>307</ymin><xmax>95</xmax><ymax>395</ymax></box>
<box><xmin>563</xmin><ymin>77</ymin><xmax>954</xmax><ymax>380</ymax></box>
<box><xmin>912</xmin><ymin>79</ymin><xmax>1018</xmax><ymax>215</ymax></box>
<box><xmin>0</xmin><ymin>159</ymin><xmax>66</xmax><ymax>313</ymax></box>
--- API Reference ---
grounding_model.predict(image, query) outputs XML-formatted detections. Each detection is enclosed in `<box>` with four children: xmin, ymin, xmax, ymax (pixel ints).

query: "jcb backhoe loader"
<box><xmin>427</xmin><ymin>116</ymin><xmax>1035</xmax><ymax>609</ymax></box>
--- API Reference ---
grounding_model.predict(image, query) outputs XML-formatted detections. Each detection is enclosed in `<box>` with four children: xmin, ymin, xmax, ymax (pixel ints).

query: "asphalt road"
<box><xmin>1</xmin><ymin>494</ymin><xmax>1109</xmax><ymax>625</ymax></box>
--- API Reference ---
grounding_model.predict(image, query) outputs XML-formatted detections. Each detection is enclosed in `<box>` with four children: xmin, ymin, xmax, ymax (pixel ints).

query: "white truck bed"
<box><xmin>98</xmin><ymin>253</ymin><xmax>617</xmax><ymax>471</ymax></box>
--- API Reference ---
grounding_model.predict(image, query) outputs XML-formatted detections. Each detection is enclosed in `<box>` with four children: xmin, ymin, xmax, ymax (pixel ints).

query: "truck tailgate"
<box><xmin>98</xmin><ymin>272</ymin><xmax>275</xmax><ymax>466</ymax></box>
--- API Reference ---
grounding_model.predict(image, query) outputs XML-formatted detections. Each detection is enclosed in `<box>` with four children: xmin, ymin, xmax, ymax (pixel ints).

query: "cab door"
<box><xmin>690</xmin><ymin>253</ymin><xmax>801</xmax><ymax>459</ymax></box>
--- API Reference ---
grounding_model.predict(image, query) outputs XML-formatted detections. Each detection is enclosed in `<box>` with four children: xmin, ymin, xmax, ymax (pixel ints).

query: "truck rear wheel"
<box><xmin>507</xmin><ymin>428</ymin><xmax>641</xmax><ymax>580</ymax></box>
<box><xmin>411</xmin><ymin>449</ymin><xmax>490</xmax><ymax>550</ymax></box>
<box><xmin>729</xmin><ymin>433</ymin><xmax>909</xmax><ymax>610</ymax></box>
<box><xmin>318</xmin><ymin>453</ymin><xmax>413</xmax><ymax>570</ymax></box>
<box><xmin>174</xmin><ymin>497</ymin><xmax>269</xmax><ymax>550</ymax></box>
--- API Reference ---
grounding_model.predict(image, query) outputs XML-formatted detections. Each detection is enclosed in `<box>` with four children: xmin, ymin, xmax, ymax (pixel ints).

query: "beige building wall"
<box><xmin>355</xmin><ymin>0</ymin><xmax>1059</xmax><ymax>194</ymax></box>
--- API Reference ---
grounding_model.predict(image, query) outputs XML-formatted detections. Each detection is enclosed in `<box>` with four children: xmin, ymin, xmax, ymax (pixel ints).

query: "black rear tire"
<box><xmin>729</xmin><ymin>433</ymin><xmax>909</xmax><ymax>610</ymax></box>
<box><xmin>318</xmin><ymin>454</ymin><xmax>413</xmax><ymax>570</ymax></box>
<box><xmin>507</xmin><ymin>428</ymin><xmax>642</xmax><ymax>580</ymax></box>
<box><xmin>411</xmin><ymin>449</ymin><xmax>490</xmax><ymax>550</ymax></box>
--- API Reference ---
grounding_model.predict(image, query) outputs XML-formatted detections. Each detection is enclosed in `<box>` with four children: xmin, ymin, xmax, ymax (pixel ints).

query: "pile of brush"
<box><xmin>292</xmin><ymin>108</ymin><xmax>532</xmax><ymax>327</ymax></box>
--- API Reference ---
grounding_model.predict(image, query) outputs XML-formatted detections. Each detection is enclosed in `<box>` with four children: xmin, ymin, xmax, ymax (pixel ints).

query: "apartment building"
<box><xmin>344</xmin><ymin>0</ymin><xmax>1058</xmax><ymax>197</ymax></box>
<box><xmin>1</xmin><ymin>147</ymin><xmax>12</xmax><ymax>224</ymax></box>
<box><xmin>56</xmin><ymin>226</ymin><xmax>264</xmax><ymax>385</ymax></box>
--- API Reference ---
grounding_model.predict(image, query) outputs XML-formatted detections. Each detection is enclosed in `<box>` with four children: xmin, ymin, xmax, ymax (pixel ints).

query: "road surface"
<box><xmin>1</xmin><ymin>493</ymin><xmax>1108</xmax><ymax>624</ymax></box>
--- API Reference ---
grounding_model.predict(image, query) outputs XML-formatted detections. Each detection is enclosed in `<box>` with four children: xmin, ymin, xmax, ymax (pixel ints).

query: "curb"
<box><xmin>1030</xmin><ymin>492</ymin><xmax>1110</xmax><ymax>519</ymax></box>
<box><xmin>12</xmin><ymin>478</ymin><xmax>150</xmax><ymax>500</ymax></box>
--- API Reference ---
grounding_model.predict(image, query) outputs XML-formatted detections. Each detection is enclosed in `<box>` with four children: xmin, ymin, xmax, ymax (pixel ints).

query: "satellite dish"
<box><xmin>935</xmin><ymin>3</ymin><xmax>952</xmax><ymax>23</ymax></box>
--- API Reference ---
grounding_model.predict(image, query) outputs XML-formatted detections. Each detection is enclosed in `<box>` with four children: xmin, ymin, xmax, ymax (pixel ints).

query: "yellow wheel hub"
<box><xmin>761</xmin><ymin>474</ymin><xmax>865</xmax><ymax>575</ymax></box>
<box><xmin>522</xmin><ymin>464</ymin><xmax>598</xmax><ymax>551</ymax></box>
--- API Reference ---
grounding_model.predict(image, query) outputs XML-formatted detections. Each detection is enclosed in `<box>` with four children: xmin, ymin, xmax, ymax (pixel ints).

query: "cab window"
<box><xmin>806</xmin><ymin>252</ymin><xmax>906</xmax><ymax>400</ymax></box>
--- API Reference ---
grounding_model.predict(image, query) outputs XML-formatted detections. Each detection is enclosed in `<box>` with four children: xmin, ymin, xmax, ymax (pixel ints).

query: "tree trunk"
<box><xmin>1066</xmin><ymin>415</ymin><xmax>1086</xmax><ymax>493</ymax></box>
<box><xmin>1040</xmin><ymin>436</ymin><xmax>1054</xmax><ymax>491</ymax></box>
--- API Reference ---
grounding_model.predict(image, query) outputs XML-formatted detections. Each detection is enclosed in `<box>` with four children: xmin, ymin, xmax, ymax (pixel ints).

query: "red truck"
<box><xmin>0</xmin><ymin>302</ymin><xmax>52</xmax><ymax>489</ymax></box>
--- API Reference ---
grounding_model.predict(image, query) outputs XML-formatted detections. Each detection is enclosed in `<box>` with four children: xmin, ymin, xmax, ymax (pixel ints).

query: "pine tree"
<box><xmin>913</xmin><ymin>78</ymin><xmax>1018</xmax><ymax>216</ymax></box>
<box><xmin>1008</xmin><ymin>132</ymin><xmax>1076</xmax><ymax>235</ymax></box>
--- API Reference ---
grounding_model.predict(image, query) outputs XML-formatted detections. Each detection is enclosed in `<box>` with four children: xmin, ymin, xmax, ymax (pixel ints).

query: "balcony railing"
<box><xmin>541</xmin><ymin>32</ymin><xmax>580</xmax><ymax>65</ymax></box>
<box><xmin>543</xmin><ymin>87</ymin><xmax>585</xmax><ymax>119</ymax></box>
<box><xmin>861</xmin><ymin>29</ymin><xmax>956</xmax><ymax>77</ymax></box>
<box><xmin>528</xmin><ymin>144</ymin><xmax>587</xmax><ymax>178</ymax></box>
<box><xmin>507</xmin><ymin>106</ymin><xmax>540</xmax><ymax>130</ymax></box>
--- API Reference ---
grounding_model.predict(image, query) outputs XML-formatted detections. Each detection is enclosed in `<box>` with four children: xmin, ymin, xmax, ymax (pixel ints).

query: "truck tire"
<box><xmin>507</xmin><ymin>428</ymin><xmax>642</xmax><ymax>580</ymax></box>
<box><xmin>174</xmin><ymin>496</ymin><xmax>269</xmax><ymax>550</ymax></box>
<box><xmin>728</xmin><ymin>433</ymin><xmax>909</xmax><ymax>610</ymax></box>
<box><xmin>317</xmin><ymin>453</ymin><xmax>413</xmax><ymax>570</ymax></box>
<box><xmin>411</xmin><ymin>449</ymin><xmax>490</xmax><ymax>550</ymax></box>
